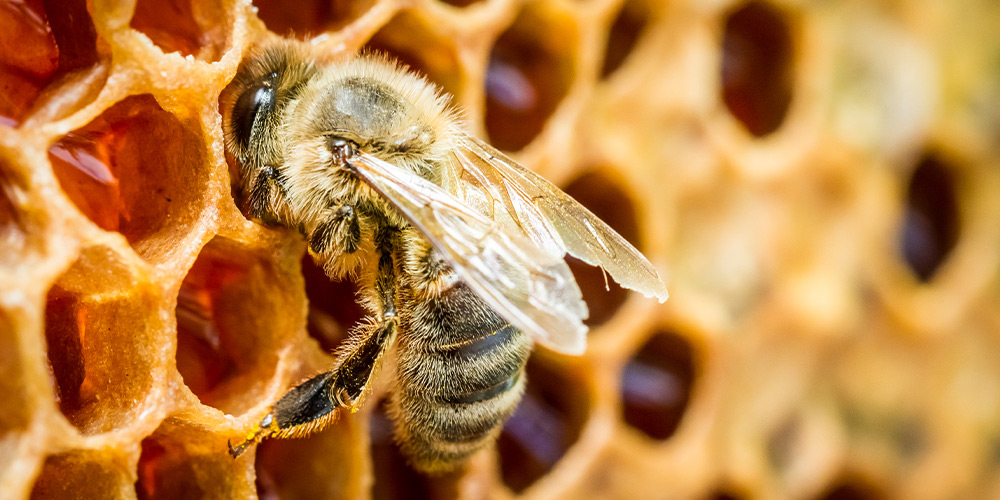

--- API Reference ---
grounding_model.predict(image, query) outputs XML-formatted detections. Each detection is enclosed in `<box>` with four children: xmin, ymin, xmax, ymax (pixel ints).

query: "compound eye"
<box><xmin>231</xmin><ymin>82</ymin><xmax>275</xmax><ymax>149</ymax></box>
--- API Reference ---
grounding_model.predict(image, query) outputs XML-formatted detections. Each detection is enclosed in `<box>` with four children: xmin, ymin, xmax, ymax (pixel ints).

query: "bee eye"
<box><xmin>231</xmin><ymin>83</ymin><xmax>275</xmax><ymax>149</ymax></box>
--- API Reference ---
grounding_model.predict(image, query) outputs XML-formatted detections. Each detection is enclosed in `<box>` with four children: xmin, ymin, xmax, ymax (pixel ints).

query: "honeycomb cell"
<box><xmin>720</xmin><ymin>1</ymin><xmax>794</xmax><ymax>136</ymax></box>
<box><xmin>0</xmin><ymin>0</ymin><xmax>101</xmax><ymax>126</ymax></box>
<box><xmin>601</xmin><ymin>0</ymin><xmax>650</xmax><ymax>78</ymax></box>
<box><xmin>898</xmin><ymin>153</ymin><xmax>959</xmax><ymax>282</ymax></box>
<box><xmin>44</xmin><ymin>284</ymin><xmax>159</xmax><ymax>435</ymax></box>
<box><xmin>29</xmin><ymin>451</ymin><xmax>133</xmax><ymax>499</ymax></box>
<box><xmin>48</xmin><ymin>94</ymin><xmax>209</xmax><ymax>265</ymax></box>
<box><xmin>255</xmin><ymin>409</ymin><xmax>364</xmax><ymax>500</ymax></box>
<box><xmin>252</xmin><ymin>0</ymin><xmax>373</xmax><ymax>38</ymax></box>
<box><xmin>130</xmin><ymin>0</ymin><xmax>226</xmax><ymax>61</ymax></box>
<box><xmin>620</xmin><ymin>331</ymin><xmax>694</xmax><ymax>441</ymax></box>
<box><xmin>42</xmin><ymin>0</ymin><xmax>99</xmax><ymax>73</ymax></box>
<box><xmin>136</xmin><ymin>421</ymin><xmax>254</xmax><ymax>499</ymax></box>
<box><xmin>302</xmin><ymin>255</ymin><xmax>363</xmax><ymax>354</ymax></box>
<box><xmin>175</xmin><ymin>237</ymin><xmax>297</xmax><ymax>413</ymax></box>
<box><xmin>0</xmin><ymin>0</ymin><xmax>57</xmax><ymax>127</ymax></box>
<box><xmin>562</xmin><ymin>170</ymin><xmax>639</xmax><ymax>328</ymax></box>
<box><xmin>498</xmin><ymin>357</ymin><xmax>590</xmax><ymax>493</ymax></box>
<box><xmin>365</xmin><ymin>11</ymin><xmax>463</xmax><ymax>99</ymax></box>
<box><xmin>485</xmin><ymin>4</ymin><xmax>576</xmax><ymax>151</ymax></box>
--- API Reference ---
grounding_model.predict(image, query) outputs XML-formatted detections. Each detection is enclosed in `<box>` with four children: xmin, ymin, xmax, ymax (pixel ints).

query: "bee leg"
<box><xmin>309</xmin><ymin>204</ymin><xmax>360</xmax><ymax>255</ymax></box>
<box><xmin>246</xmin><ymin>165</ymin><xmax>287</xmax><ymax>224</ymax></box>
<box><xmin>229</xmin><ymin>229</ymin><xmax>398</xmax><ymax>458</ymax></box>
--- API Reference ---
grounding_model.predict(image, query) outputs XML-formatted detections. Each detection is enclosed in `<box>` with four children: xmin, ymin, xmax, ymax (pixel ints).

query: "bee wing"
<box><xmin>450</xmin><ymin>134</ymin><xmax>669</xmax><ymax>302</ymax></box>
<box><xmin>348</xmin><ymin>151</ymin><xmax>589</xmax><ymax>355</ymax></box>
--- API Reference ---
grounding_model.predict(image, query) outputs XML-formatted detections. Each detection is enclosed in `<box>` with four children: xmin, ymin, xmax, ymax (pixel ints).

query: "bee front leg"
<box><xmin>229</xmin><ymin>230</ymin><xmax>398</xmax><ymax>458</ymax></box>
<box><xmin>309</xmin><ymin>204</ymin><xmax>360</xmax><ymax>255</ymax></box>
<box><xmin>246</xmin><ymin>165</ymin><xmax>288</xmax><ymax>225</ymax></box>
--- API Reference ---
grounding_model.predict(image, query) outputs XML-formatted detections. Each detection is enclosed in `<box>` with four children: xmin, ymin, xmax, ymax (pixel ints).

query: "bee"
<box><xmin>221</xmin><ymin>40</ymin><xmax>668</xmax><ymax>472</ymax></box>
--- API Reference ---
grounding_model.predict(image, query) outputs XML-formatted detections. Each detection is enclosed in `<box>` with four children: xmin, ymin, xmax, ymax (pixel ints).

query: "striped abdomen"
<box><xmin>391</xmin><ymin>281</ymin><xmax>532</xmax><ymax>472</ymax></box>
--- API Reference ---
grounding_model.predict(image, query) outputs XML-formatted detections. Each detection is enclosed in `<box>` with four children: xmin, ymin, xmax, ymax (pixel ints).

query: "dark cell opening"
<box><xmin>48</xmin><ymin>94</ymin><xmax>207</xmax><ymax>265</ymax></box>
<box><xmin>720</xmin><ymin>1</ymin><xmax>794</xmax><ymax>136</ymax></box>
<box><xmin>498</xmin><ymin>358</ymin><xmax>589</xmax><ymax>493</ymax></box>
<box><xmin>370</xmin><ymin>400</ymin><xmax>455</xmax><ymax>500</ymax></box>
<box><xmin>43</xmin><ymin>284</ymin><xmax>156</xmax><ymax>434</ymax></box>
<box><xmin>486</xmin><ymin>7</ymin><xmax>575</xmax><ymax>151</ymax></box>
<box><xmin>130</xmin><ymin>0</ymin><xmax>226</xmax><ymax>61</ymax></box>
<box><xmin>175</xmin><ymin>237</ymin><xmax>289</xmax><ymax>413</ymax></box>
<box><xmin>620</xmin><ymin>331</ymin><xmax>694</xmax><ymax>440</ymax></box>
<box><xmin>818</xmin><ymin>479</ymin><xmax>887</xmax><ymax>500</ymax></box>
<box><xmin>255</xmin><ymin>411</ymin><xmax>363</xmax><ymax>500</ymax></box>
<box><xmin>253</xmin><ymin>0</ymin><xmax>373</xmax><ymax>38</ymax></box>
<box><xmin>601</xmin><ymin>0</ymin><xmax>650</xmax><ymax>77</ymax></box>
<box><xmin>136</xmin><ymin>426</ymin><xmax>253</xmax><ymax>499</ymax></box>
<box><xmin>30</xmin><ymin>452</ymin><xmax>128</xmax><ymax>499</ymax></box>
<box><xmin>302</xmin><ymin>255</ymin><xmax>364</xmax><ymax>354</ymax></box>
<box><xmin>0</xmin><ymin>0</ymin><xmax>100</xmax><ymax>126</ymax></box>
<box><xmin>438</xmin><ymin>0</ymin><xmax>482</xmax><ymax>6</ymax></box>
<box><xmin>562</xmin><ymin>171</ymin><xmax>640</xmax><ymax>327</ymax></box>
<box><xmin>709</xmin><ymin>489</ymin><xmax>749</xmax><ymax>500</ymax></box>
<box><xmin>899</xmin><ymin>153</ymin><xmax>960</xmax><ymax>282</ymax></box>
<box><xmin>364</xmin><ymin>12</ymin><xmax>463</xmax><ymax>100</ymax></box>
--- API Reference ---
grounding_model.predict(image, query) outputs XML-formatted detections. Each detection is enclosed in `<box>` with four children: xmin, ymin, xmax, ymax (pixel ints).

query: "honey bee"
<box><xmin>221</xmin><ymin>40</ymin><xmax>668</xmax><ymax>472</ymax></box>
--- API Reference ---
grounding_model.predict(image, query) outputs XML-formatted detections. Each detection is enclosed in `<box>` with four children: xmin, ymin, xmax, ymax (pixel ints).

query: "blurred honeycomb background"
<box><xmin>2</xmin><ymin>0</ymin><xmax>999</xmax><ymax>498</ymax></box>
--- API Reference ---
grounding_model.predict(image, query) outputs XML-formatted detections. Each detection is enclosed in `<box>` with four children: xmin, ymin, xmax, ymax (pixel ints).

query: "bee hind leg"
<box><xmin>229</xmin><ymin>234</ymin><xmax>399</xmax><ymax>457</ymax></box>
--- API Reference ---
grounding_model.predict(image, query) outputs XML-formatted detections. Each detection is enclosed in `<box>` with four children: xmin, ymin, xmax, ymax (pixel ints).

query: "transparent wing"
<box><xmin>449</xmin><ymin>134</ymin><xmax>669</xmax><ymax>302</ymax></box>
<box><xmin>348</xmin><ymin>151</ymin><xmax>588</xmax><ymax>355</ymax></box>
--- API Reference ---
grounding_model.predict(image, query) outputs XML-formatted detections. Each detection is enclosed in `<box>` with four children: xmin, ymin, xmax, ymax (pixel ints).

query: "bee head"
<box><xmin>222</xmin><ymin>41</ymin><xmax>318</xmax><ymax>165</ymax></box>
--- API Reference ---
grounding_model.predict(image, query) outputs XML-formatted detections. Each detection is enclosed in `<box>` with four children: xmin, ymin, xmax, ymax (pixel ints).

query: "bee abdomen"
<box><xmin>392</xmin><ymin>284</ymin><xmax>531</xmax><ymax>472</ymax></box>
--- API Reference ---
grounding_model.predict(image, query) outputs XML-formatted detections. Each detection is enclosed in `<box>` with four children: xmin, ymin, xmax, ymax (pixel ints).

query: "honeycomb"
<box><xmin>2</xmin><ymin>0</ymin><xmax>999</xmax><ymax>498</ymax></box>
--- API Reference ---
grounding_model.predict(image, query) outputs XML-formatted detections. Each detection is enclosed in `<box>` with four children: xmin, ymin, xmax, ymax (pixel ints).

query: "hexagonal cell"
<box><xmin>601</xmin><ymin>0</ymin><xmax>651</xmax><ymax>78</ymax></box>
<box><xmin>0</xmin><ymin>0</ymin><xmax>101</xmax><ymax>126</ymax></box>
<box><xmin>44</xmin><ymin>283</ymin><xmax>160</xmax><ymax>435</ymax></box>
<box><xmin>252</xmin><ymin>0</ymin><xmax>374</xmax><ymax>38</ymax></box>
<box><xmin>365</xmin><ymin>11</ymin><xmax>463</xmax><ymax>100</ymax></box>
<box><xmin>485</xmin><ymin>4</ymin><xmax>577</xmax><ymax>151</ymax></box>
<box><xmin>255</xmin><ymin>408</ymin><xmax>364</xmax><ymax>500</ymax></box>
<box><xmin>29</xmin><ymin>451</ymin><xmax>133</xmax><ymax>499</ymax></box>
<box><xmin>620</xmin><ymin>331</ymin><xmax>695</xmax><ymax>441</ymax></box>
<box><xmin>370</xmin><ymin>399</ymin><xmax>457</xmax><ymax>500</ymax></box>
<box><xmin>497</xmin><ymin>356</ymin><xmax>590</xmax><ymax>493</ymax></box>
<box><xmin>898</xmin><ymin>153</ymin><xmax>959</xmax><ymax>282</ymax></box>
<box><xmin>136</xmin><ymin>420</ymin><xmax>254</xmax><ymax>499</ymax></box>
<box><xmin>130</xmin><ymin>0</ymin><xmax>227</xmax><ymax>61</ymax></box>
<box><xmin>302</xmin><ymin>255</ymin><xmax>363</xmax><ymax>354</ymax></box>
<box><xmin>720</xmin><ymin>1</ymin><xmax>794</xmax><ymax>136</ymax></box>
<box><xmin>48</xmin><ymin>94</ymin><xmax>209</xmax><ymax>265</ymax></box>
<box><xmin>562</xmin><ymin>170</ymin><xmax>640</xmax><ymax>328</ymax></box>
<box><xmin>175</xmin><ymin>236</ymin><xmax>298</xmax><ymax>414</ymax></box>
<box><xmin>0</xmin><ymin>0</ymin><xmax>57</xmax><ymax>127</ymax></box>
